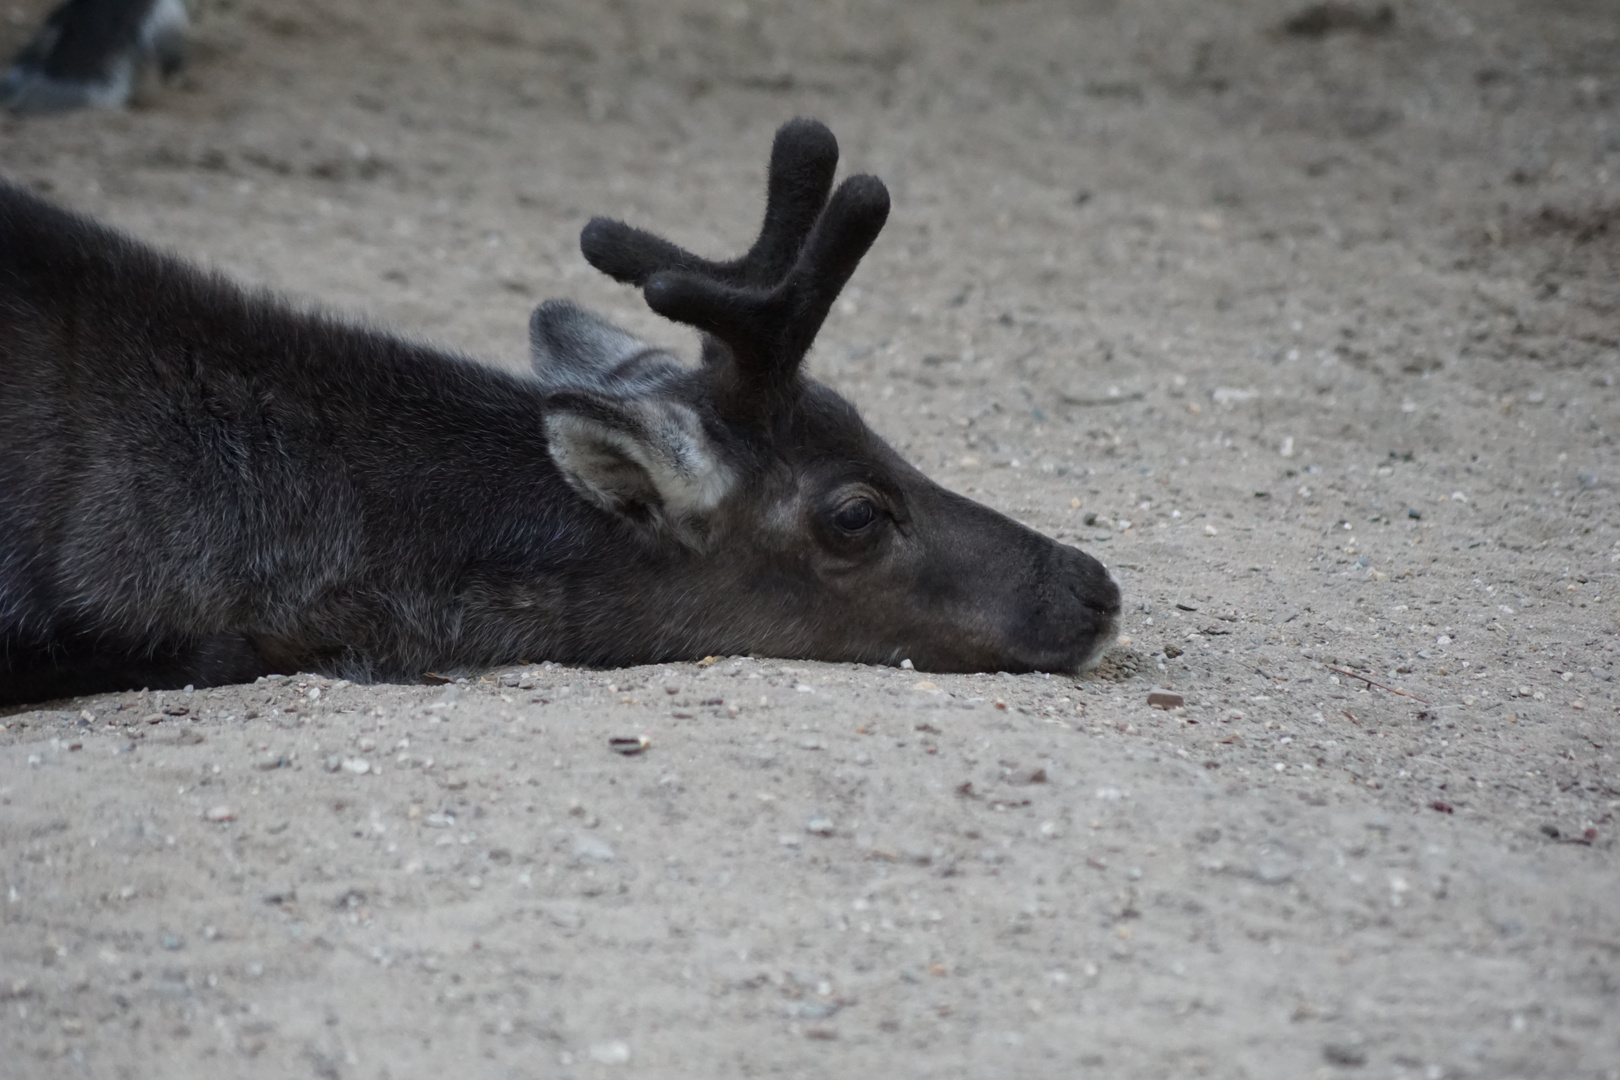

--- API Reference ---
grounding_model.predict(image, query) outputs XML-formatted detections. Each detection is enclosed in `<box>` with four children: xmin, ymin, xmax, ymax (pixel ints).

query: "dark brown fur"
<box><xmin>0</xmin><ymin>120</ymin><xmax>1119</xmax><ymax>706</ymax></box>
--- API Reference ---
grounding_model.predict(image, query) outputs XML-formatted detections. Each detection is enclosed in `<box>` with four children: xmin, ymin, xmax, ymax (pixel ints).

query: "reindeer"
<box><xmin>0</xmin><ymin>119</ymin><xmax>1121</xmax><ymax>706</ymax></box>
<box><xmin>0</xmin><ymin>0</ymin><xmax>186</xmax><ymax>113</ymax></box>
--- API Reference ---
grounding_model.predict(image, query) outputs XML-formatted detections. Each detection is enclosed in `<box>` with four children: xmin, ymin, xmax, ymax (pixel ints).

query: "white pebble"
<box><xmin>573</xmin><ymin>835</ymin><xmax>616</xmax><ymax>862</ymax></box>
<box><xmin>589</xmin><ymin>1041</ymin><xmax>631</xmax><ymax>1065</ymax></box>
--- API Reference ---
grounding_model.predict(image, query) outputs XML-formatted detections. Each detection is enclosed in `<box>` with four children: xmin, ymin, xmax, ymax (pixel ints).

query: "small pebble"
<box><xmin>573</xmin><ymin>835</ymin><xmax>616</xmax><ymax>862</ymax></box>
<box><xmin>1004</xmin><ymin>766</ymin><xmax>1048</xmax><ymax>785</ymax></box>
<box><xmin>588</xmin><ymin>1041</ymin><xmax>631</xmax><ymax>1065</ymax></box>
<box><xmin>204</xmin><ymin>805</ymin><xmax>234</xmax><ymax>823</ymax></box>
<box><xmin>1147</xmin><ymin>691</ymin><xmax>1185</xmax><ymax>709</ymax></box>
<box><xmin>340</xmin><ymin>757</ymin><xmax>371</xmax><ymax>775</ymax></box>
<box><xmin>805</xmin><ymin>816</ymin><xmax>835</xmax><ymax>836</ymax></box>
<box><xmin>1322</xmin><ymin>1041</ymin><xmax>1367</xmax><ymax>1067</ymax></box>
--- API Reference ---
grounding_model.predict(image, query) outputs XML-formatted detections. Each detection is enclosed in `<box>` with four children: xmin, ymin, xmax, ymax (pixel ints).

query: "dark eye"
<box><xmin>831</xmin><ymin>498</ymin><xmax>877</xmax><ymax>533</ymax></box>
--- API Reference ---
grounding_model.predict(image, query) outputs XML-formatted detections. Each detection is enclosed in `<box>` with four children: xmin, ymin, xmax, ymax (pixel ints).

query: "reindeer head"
<box><xmin>530</xmin><ymin>119</ymin><xmax>1120</xmax><ymax>673</ymax></box>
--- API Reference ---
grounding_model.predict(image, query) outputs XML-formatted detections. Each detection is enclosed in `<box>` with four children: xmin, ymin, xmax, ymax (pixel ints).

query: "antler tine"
<box><xmin>579</xmin><ymin>118</ymin><xmax>839</xmax><ymax>290</ymax></box>
<box><xmin>775</xmin><ymin>174</ymin><xmax>890</xmax><ymax>360</ymax></box>
<box><xmin>731</xmin><ymin>118</ymin><xmax>840</xmax><ymax>286</ymax></box>
<box><xmin>578</xmin><ymin>218</ymin><xmax>716</xmax><ymax>289</ymax></box>
<box><xmin>641</xmin><ymin>173</ymin><xmax>890</xmax><ymax>393</ymax></box>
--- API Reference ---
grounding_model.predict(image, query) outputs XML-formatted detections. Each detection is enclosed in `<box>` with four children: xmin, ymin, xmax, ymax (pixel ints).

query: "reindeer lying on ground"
<box><xmin>0</xmin><ymin>119</ymin><xmax>1121</xmax><ymax>706</ymax></box>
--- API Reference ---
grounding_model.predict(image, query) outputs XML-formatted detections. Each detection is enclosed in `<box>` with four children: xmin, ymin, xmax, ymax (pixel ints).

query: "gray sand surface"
<box><xmin>1</xmin><ymin>1</ymin><xmax>1616</xmax><ymax>1076</ymax></box>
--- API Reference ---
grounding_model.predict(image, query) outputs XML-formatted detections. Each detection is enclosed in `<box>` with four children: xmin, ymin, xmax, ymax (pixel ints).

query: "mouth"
<box><xmin>1074</xmin><ymin>606</ymin><xmax>1122</xmax><ymax>672</ymax></box>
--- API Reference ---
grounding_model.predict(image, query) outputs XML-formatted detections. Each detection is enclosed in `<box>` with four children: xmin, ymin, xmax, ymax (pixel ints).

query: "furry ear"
<box><xmin>529</xmin><ymin>299</ymin><xmax>683</xmax><ymax>395</ymax></box>
<box><xmin>543</xmin><ymin>390</ymin><xmax>734</xmax><ymax>534</ymax></box>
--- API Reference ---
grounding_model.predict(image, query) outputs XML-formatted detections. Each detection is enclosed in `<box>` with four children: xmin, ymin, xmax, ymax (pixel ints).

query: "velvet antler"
<box><xmin>579</xmin><ymin>119</ymin><xmax>890</xmax><ymax>411</ymax></box>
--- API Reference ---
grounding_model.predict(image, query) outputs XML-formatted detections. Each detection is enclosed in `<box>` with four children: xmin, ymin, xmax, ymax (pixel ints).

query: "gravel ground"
<box><xmin>1</xmin><ymin>1</ymin><xmax>1617</xmax><ymax>1077</ymax></box>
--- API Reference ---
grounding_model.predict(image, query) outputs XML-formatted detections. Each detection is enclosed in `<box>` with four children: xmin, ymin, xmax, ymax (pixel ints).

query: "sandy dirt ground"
<box><xmin>1</xmin><ymin>0</ymin><xmax>1617</xmax><ymax>1076</ymax></box>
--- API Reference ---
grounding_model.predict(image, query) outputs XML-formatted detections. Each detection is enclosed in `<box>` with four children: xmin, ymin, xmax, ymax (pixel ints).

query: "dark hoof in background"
<box><xmin>0</xmin><ymin>0</ymin><xmax>187</xmax><ymax>114</ymax></box>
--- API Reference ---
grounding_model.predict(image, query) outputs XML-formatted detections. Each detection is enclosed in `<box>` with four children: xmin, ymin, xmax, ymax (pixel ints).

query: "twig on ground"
<box><xmin>1325</xmin><ymin>664</ymin><xmax>1431</xmax><ymax>705</ymax></box>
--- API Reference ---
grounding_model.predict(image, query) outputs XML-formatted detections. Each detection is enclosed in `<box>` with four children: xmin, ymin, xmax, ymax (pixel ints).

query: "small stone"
<box><xmin>1163</xmin><ymin>644</ymin><xmax>1183</xmax><ymax>659</ymax></box>
<box><xmin>588</xmin><ymin>1041</ymin><xmax>631</xmax><ymax>1065</ymax></box>
<box><xmin>805</xmin><ymin>816</ymin><xmax>836</xmax><ymax>836</ymax></box>
<box><xmin>204</xmin><ymin>805</ymin><xmax>234</xmax><ymax>823</ymax></box>
<box><xmin>1004</xmin><ymin>766</ymin><xmax>1048</xmax><ymax>786</ymax></box>
<box><xmin>340</xmin><ymin>757</ymin><xmax>371</xmax><ymax>775</ymax></box>
<box><xmin>573</xmin><ymin>835</ymin><xmax>616</xmax><ymax>862</ymax></box>
<box><xmin>324</xmin><ymin>755</ymin><xmax>342</xmax><ymax>772</ymax></box>
<box><xmin>1147</xmin><ymin>691</ymin><xmax>1184</xmax><ymax>709</ymax></box>
<box><xmin>1322</xmin><ymin>1041</ymin><xmax>1367</xmax><ymax>1067</ymax></box>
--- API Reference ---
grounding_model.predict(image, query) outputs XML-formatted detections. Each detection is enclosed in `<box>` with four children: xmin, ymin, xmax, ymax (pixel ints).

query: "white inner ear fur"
<box><xmin>545</xmin><ymin>400</ymin><xmax>735</xmax><ymax>522</ymax></box>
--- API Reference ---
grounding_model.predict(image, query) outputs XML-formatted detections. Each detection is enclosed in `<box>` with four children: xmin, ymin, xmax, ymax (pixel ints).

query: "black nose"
<box><xmin>1067</xmin><ymin>544</ymin><xmax>1121</xmax><ymax>649</ymax></box>
<box><xmin>1001</xmin><ymin>542</ymin><xmax>1122</xmax><ymax>673</ymax></box>
<box><xmin>1079</xmin><ymin>549</ymin><xmax>1121</xmax><ymax>618</ymax></box>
